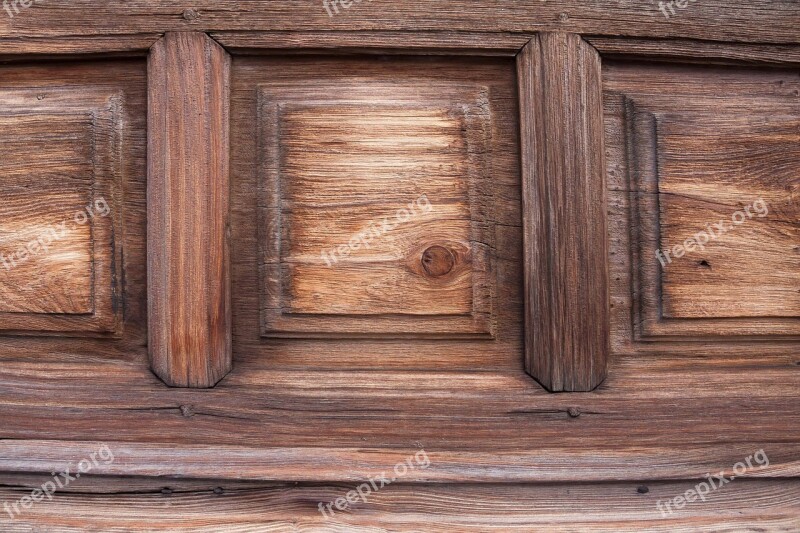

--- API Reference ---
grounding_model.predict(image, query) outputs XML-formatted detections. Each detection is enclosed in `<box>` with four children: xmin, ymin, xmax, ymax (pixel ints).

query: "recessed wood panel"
<box><xmin>258</xmin><ymin>80</ymin><xmax>495</xmax><ymax>338</ymax></box>
<box><xmin>605</xmin><ymin>62</ymin><xmax>800</xmax><ymax>341</ymax></box>
<box><xmin>0</xmin><ymin>115</ymin><xmax>94</xmax><ymax>315</ymax></box>
<box><xmin>0</xmin><ymin>86</ymin><xmax>125</xmax><ymax>336</ymax></box>
<box><xmin>657</xmin><ymin>113</ymin><xmax>799</xmax><ymax>320</ymax></box>
<box><xmin>230</xmin><ymin>55</ymin><xmax>521</xmax><ymax>369</ymax></box>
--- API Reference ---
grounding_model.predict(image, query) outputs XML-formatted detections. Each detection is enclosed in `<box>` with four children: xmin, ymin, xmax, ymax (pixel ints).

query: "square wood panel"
<box><xmin>258</xmin><ymin>81</ymin><xmax>495</xmax><ymax>338</ymax></box>
<box><xmin>605</xmin><ymin>63</ymin><xmax>800</xmax><ymax>341</ymax></box>
<box><xmin>0</xmin><ymin>87</ymin><xmax>123</xmax><ymax>336</ymax></box>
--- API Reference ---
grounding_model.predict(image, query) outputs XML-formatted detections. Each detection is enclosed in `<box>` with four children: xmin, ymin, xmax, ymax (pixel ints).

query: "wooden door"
<box><xmin>0</xmin><ymin>2</ymin><xmax>798</xmax><ymax>530</ymax></box>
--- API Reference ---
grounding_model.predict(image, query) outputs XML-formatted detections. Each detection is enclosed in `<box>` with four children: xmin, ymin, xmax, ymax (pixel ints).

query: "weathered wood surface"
<box><xmin>518</xmin><ymin>34</ymin><xmax>609</xmax><ymax>392</ymax></box>
<box><xmin>0</xmin><ymin>477</ymin><xmax>798</xmax><ymax>531</ymax></box>
<box><xmin>255</xmin><ymin>71</ymin><xmax>498</xmax><ymax>338</ymax></box>
<box><xmin>0</xmin><ymin>61</ymin><xmax>141</xmax><ymax>337</ymax></box>
<box><xmin>148</xmin><ymin>32</ymin><xmax>232</xmax><ymax>387</ymax></box>
<box><xmin>605</xmin><ymin>60</ymin><xmax>800</xmax><ymax>341</ymax></box>
<box><xmin>0</xmin><ymin>1</ymin><xmax>797</xmax><ymax>44</ymax></box>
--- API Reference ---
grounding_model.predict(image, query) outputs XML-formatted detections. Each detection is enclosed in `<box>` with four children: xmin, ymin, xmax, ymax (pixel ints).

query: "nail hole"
<box><xmin>698</xmin><ymin>260</ymin><xmax>711</xmax><ymax>269</ymax></box>
<box><xmin>637</xmin><ymin>485</ymin><xmax>650</xmax><ymax>494</ymax></box>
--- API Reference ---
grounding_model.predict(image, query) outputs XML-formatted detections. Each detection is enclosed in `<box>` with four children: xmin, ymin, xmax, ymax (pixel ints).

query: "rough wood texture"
<box><xmin>605</xmin><ymin>61</ymin><xmax>800</xmax><ymax>342</ymax></box>
<box><xmin>518</xmin><ymin>34</ymin><xmax>609</xmax><ymax>392</ymax></box>
<box><xmin>0</xmin><ymin>74</ymin><xmax>129</xmax><ymax>336</ymax></box>
<box><xmin>0</xmin><ymin>2</ymin><xmax>798</xmax><ymax>44</ymax></box>
<box><xmin>233</xmin><ymin>55</ymin><xmax>519</xmax><ymax>349</ymax></box>
<box><xmin>258</xmin><ymin>80</ymin><xmax>495</xmax><ymax>338</ymax></box>
<box><xmin>148</xmin><ymin>32</ymin><xmax>232</xmax><ymax>388</ymax></box>
<box><xmin>588</xmin><ymin>37</ymin><xmax>800</xmax><ymax>66</ymax></box>
<box><xmin>1</xmin><ymin>478</ymin><xmax>798</xmax><ymax>531</ymax></box>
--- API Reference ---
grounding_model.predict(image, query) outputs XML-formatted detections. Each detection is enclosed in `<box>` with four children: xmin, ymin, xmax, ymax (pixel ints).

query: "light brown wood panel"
<box><xmin>604</xmin><ymin>61</ymin><xmax>800</xmax><ymax>341</ymax></box>
<box><xmin>231</xmin><ymin>55</ymin><xmax>517</xmax><ymax>346</ymax></box>
<box><xmin>257</xmin><ymin>78</ymin><xmax>497</xmax><ymax>338</ymax></box>
<box><xmin>0</xmin><ymin>69</ymin><xmax>132</xmax><ymax>336</ymax></box>
<box><xmin>0</xmin><ymin>115</ymin><xmax>94</xmax><ymax>315</ymax></box>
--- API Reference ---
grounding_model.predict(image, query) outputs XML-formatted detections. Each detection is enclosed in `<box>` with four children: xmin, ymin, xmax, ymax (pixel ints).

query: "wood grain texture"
<box><xmin>518</xmin><ymin>33</ymin><xmax>609</xmax><ymax>392</ymax></box>
<box><xmin>258</xmin><ymin>81</ymin><xmax>495</xmax><ymax>338</ymax></box>
<box><xmin>588</xmin><ymin>37</ymin><xmax>800</xmax><ymax>66</ymax></box>
<box><xmin>147</xmin><ymin>32</ymin><xmax>232</xmax><ymax>388</ymax></box>
<box><xmin>0</xmin><ymin>76</ymin><xmax>127</xmax><ymax>336</ymax></box>
<box><xmin>0</xmin><ymin>1</ymin><xmax>798</xmax><ymax>44</ymax></box>
<box><xmin>606</xmin><ymin>62</ymin><xmax>800</xmax><ymax>341</ymax></box>
<box><xmin>1</xmin><ymin>478</ymin><xmax>798</xmax><ymax>531</ymax></box>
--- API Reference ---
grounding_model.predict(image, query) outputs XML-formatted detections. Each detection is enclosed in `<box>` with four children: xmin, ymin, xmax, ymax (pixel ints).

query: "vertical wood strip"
<box><xmin>518</xmin><ymin>33</ymin><xmax>609</xmax><ymax>392</ymax></box>
<box><xmin>148</xmin><ymin>32</ymin><xmax>232</xmax><ymax>388</ymax></box>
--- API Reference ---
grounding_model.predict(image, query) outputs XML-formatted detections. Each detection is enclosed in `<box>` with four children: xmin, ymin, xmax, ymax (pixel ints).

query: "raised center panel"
<box><xmin>231</xmin><ymin>55</ymin><xmax>522</xmax><ymax>368</ymax></box>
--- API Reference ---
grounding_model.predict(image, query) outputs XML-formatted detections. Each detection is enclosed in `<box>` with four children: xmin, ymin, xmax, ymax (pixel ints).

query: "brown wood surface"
<box><xmin>0</xmin><ymin>4</ymin><xmax>797</xmax><ymax>529</ymax></box>
<box><xmin>147</xmin><ymin>32</ymin><xmax>232</xmax><ymax>388</ymax></box>
<box><xmin>1</xmin><ymin>477</ymin><xmax>798</xmax><ymax>531</ymax></box>
<box><xmin>605</xmin><ymin>60</ymin><xmax>800</xmax><ymax>342</ymax></box>
<box><xmin>518</xmin><ymin>33</ymin><xmax>610</xmax><ymax>392</ymax></box>
<box><xmin>256</xmin><ymin>75</ymin><xmax>498</xmax><ymax>338</ymax></box>
<box><xmin>0</xmin><ymin>1</ymin><xmax>798</xmax><ymax>44</ymax></box>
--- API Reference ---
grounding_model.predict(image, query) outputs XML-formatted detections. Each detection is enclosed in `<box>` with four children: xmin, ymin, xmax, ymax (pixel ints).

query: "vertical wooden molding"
<box><xmin>148</xmin><ymin>32</ymin><xmax>232</xmax><ymax>388</ymax></box>
<box><xmin>517</xmin><ymin>33</ymin><xmax>609</xmax><ymax>392</ymax></box>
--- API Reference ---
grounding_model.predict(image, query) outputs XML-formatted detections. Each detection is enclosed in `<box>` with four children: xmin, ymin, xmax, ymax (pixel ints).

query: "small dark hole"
<box><xmin>698</xmin><ymin>260</ymin><xmax>711</xmax><ymax>269</ymax></box>
<box><xmin>637</xmin><ymin>485</ymin><xmax>649</xmax><ymax>494</ymax></box>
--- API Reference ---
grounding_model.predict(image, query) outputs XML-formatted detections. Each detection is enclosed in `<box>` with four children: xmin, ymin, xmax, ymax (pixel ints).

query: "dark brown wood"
<box><xmin>212</xmin><ymin>30</ymin><xmax>532</xmax><ymax>56</ymax></box>
<box><xmin>518</xmin><ymin>33</ymin><xmax>610</xmax><ymax>392</ymax></box>
<box><xmin>0</xmin><ymin>2</ymin><xmax>798</xmax><ymax>44</ymax></box>
<box><xmin>588</xmin><ymin>37</ymin><xmax>800</xmax><ymax>66</ymax></box>
<box><xmin>148</xmin><ymin>32</ymin><xmax>232</xmax><ymax>388</ymax></box>
<box><xmin>0</xmin><ymin>10</ymin><xmax>797</xmax><ymax>531</ymax></box>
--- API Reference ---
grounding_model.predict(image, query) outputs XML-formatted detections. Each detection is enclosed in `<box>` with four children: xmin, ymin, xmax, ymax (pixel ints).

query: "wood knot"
<box><xmin>182</xmin><ymin>8</ymin><xmax>200</xmax><ymax>20</ymax></box>
<box><xmin>567</xmin><ymin>407</ymin><xmax>581</xmax><ymax>418</ymax></box>
<box><xmin>421</xmin><ymin>246</ymin><xmax>455</xmax><ymax>277</ymax></box>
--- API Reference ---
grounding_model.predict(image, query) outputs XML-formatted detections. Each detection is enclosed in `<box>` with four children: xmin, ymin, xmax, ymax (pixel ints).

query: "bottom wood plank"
<box><xmin>0</xmin><ymin>478</ymin><xmax>797</xmax><ymax>532</ymax></box>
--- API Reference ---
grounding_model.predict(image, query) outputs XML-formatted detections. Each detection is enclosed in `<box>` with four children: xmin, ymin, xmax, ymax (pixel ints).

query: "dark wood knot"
<box><xmin>421</xmin><ymin>246</ymin><xmax>455</xmax><ymax>277</ymax></box>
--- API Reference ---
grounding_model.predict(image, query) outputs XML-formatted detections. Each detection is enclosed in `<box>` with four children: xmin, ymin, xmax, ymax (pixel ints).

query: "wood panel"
<box><xmin>0</xmin><ymin>76</ymin><xmax>127</xmax><ymax>336</ymax></box>
<box><xmin>605</xmin><ymin>61</ymin><xmax>800</xmax><ymax>341</ymax></box>
<box><xmin>1</xmin><ymin>478</ymin><xmax>798</xmax><ymax>531</ymax></box>
<box><xmin>147</xmin><ymin>32</ymin><xmax>232</xmax><ymax>387</ymax></box>
<box><xmin>231</xmin><ymin>55</ymin><xmax>520</xmax><ymax>356</ymax></box>
<box><xmin>257</xmin><ymin>80</ymin><xmax>496</xmax><ymax>338</ymax></box>
<box><xmin>518</xmin><ymin>33</ymin><xmax>609</xmax><ymax>392</ymax></box>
